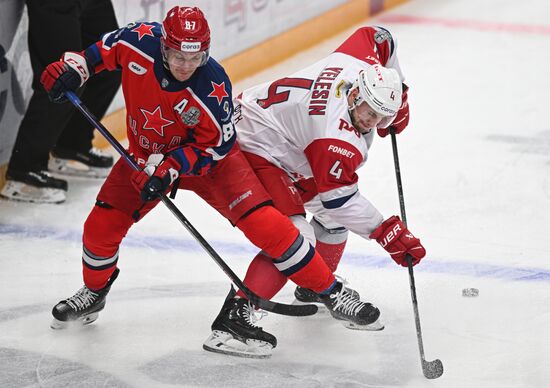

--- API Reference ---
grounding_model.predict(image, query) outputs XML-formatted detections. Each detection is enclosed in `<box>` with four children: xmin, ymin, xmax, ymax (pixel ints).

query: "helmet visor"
<box><xmin>162</xmin><ymin>44</ymin><xmax>207</xmax><ymax>67</ymax></box>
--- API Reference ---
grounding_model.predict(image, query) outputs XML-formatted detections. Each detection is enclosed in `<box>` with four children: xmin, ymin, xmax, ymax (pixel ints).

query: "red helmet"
<box><xmin>161</xmin><ymin>6</ymin><xmax>210</xmax><ymax>53</ymax></box>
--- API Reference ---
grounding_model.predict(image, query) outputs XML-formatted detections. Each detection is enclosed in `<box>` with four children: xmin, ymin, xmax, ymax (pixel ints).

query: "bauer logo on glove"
<box><xmin>378</xmin><ymin>222</ymin><xmax>402</xmax><ymax>248</ymax></box>
<box><xmin>370</xmin><ymin>215</ymin><xmax>426</xmax><ymax>266</ymax></box>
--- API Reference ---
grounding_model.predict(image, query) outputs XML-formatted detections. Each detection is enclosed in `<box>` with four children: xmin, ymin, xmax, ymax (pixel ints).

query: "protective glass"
<box><xmin>162</xmin><ymin>45</ymin><xmax>206</xmax><ymax>67</ymax></box>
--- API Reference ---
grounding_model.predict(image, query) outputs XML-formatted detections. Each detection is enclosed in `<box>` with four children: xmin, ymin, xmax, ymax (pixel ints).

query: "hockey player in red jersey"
<box><xmin>42</xmin><ymin>6</ymin><xmax>382</xmax><ymax>358</ymax></box>
<box><xmin>211</xmin><ymin>26</ymin><xmax>426</xmax><ymax>330</ymax></box>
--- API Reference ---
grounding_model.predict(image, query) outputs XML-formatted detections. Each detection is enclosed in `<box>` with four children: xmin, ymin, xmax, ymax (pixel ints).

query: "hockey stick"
<box><xmin>64</xmin><ymin>91</ymin><xmax>317</xmax><ymax>317</ymax></box>
<box><xmin>389</xmin><ymin>128</ymin><xmax>444</xmax><ymax>379</ymax></box>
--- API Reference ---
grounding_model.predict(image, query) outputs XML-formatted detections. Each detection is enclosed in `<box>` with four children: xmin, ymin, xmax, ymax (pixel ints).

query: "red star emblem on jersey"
<box><xmin>132</xmin><ymin>24</ymin><xmax>155</xmax><ymax>40</ymax></box>
<box><xmin>208</xmin><ymin>81</ymin><xmax>229</xmax><ymax>105</ymax></box>
<box><xmin>140</xmin><ymin>106</ymin><xmax>174</xmax><ymax>137</ymax></box>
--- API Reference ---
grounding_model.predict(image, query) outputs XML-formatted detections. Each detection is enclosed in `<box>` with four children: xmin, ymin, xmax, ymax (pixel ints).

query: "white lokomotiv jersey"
<box><xmin>236</xmin><ymin>27</ymin><xmax>405</xmax><ymax>239</ymax></box>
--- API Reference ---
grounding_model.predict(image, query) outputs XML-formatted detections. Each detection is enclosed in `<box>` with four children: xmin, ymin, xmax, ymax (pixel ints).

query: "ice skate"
<box><xmin>203</xmin><ymin>287</ymin><xmax>276</xmax><ymax>359</ymax></box>
<box><xmin>49</xmin><ymin>146</ymin><xmax>113</xmax><ymax>178</ymax></box>
<box><xmin>1</xmin><ymin>170</ymin><xmax>67</xmax><ymax>204</ymax></box>
<box><xmin>321</xmin><ymin>281</ymin><xmax>384</xmax><ymax>331</ymax></box>
<box><xmin>50</xmin><ymin>268</ymin><xmax>119</xmax><ymax>329</ymax></box>
<box><xmin>293</xmin><ymin>285</ymin><xmax>360</xmax><ymax>315</ymax></box>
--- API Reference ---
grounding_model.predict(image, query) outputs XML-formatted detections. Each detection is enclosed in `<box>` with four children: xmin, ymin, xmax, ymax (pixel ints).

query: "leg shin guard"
<box><xmin>82</xmin><ymin>204</ymin><xmax>134</xmax><ymax>290</ymax></box>
<box><xmin>312</xmin><ymin>217</ymin><xmax>349</xmax><ymax>272</ymax></box>
<box><xmin>237</xmin><ymin>206</ymin><xmax>335</xmax><ymax>295</ymax></box>
<box><xmin>236</xmin><ymin>253</ymin><xmax>288</xmax><ymax>300</ymax></box>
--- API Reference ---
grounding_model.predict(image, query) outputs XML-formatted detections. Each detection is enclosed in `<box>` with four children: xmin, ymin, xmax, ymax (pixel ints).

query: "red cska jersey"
<box><xmin>83</xmin><ymin>22</ymin><xmax>235</xmax><ymax>176</ymax></box>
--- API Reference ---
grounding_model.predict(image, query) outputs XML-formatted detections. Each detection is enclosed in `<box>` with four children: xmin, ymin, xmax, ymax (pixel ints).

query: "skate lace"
<box><xmin>40</xmin><ymin>171</ymin><xmax>54</xmax><ymax>178</ymax></box>
<box><xmin>331</xmin><ymin>278</ymin><xmax>365</xmax><ymax>316</ymax></box>
<box><xmin>29</xmin><ymin>171</ymin><xmax>53</xmax><ymax>181</ymax></box>
<box><xmin>65</xmin><ymin>286</ymin><xmax>99</xmax><ymax>311</ymax></box>
<box><xmin>89</xmin><ymin>147</ymin><xmax>109</xmax><ymax>157</ymax></box>
<box><xmin>242</xmin><ymin>301</ymin><xmax>267</xmax><ymax>328</ymax></box>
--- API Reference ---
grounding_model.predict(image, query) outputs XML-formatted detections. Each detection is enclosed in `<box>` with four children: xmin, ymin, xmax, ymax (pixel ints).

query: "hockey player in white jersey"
<box><xmin>204</xmin><ymin>26</ymin><xmax>426</xmax><ymax>357</ymax></box>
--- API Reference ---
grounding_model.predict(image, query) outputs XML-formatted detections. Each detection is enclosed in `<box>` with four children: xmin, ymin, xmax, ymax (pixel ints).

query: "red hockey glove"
<box><xmin>377</xmin><ymin>84</ymin><xmax>409</xmax><ymax>138</ymax></box>
<box><xmin>131</xmin><ymin>154</ymin><xmax>182</xmax><ymax>202</ymax></box>
<box><xmin>40</xmin><ymin>52</ymin><xmax>91</xmax><ymax>103</ymax></box>
<box><xmin>370</xmin><ymin>215</ymin><xmax>425</xmax><ymax>266</ymax></box>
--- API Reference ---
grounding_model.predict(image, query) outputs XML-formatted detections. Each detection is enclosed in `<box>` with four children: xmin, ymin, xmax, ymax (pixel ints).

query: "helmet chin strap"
<box><xmin>346</xmin><ymin>86</ymin><xmax>361</xmax><ymax>115</ymax></box>
<box><xmin>346</xmin><ymin>94</ymin><xmax>360</xmax><ymax>131</ymax></box>
<box><xmin>346</xmin><ymin>87</ymin><xmax>376</xmax><ymax>135</ymax></box>
<box><xmin>160</xmin><ymin>43</ymin><xmax>171</xmax><ymax>71</ymax></box>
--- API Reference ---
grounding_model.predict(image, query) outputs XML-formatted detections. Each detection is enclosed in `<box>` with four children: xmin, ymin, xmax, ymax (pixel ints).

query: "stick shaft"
<box><xmin>64</xmin><ymin>91</ymin><xmax>316</xmax><ymax>316</ymax></box>
<box><xmin>389</xmin><ymin>129</ymin><xmax>427</xmax><ymax>362</ymax></box>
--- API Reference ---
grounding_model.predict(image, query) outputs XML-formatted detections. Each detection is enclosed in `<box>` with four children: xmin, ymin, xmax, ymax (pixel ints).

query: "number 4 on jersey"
<box><xmin>257</xmin><ymin>78</ymin><xmax>313</xmax><ymax>109</ymax></box>
<box><xmin>330</xmin><ymin>160</ymin><xmax>343</xmax><ymax>179</ymax></box>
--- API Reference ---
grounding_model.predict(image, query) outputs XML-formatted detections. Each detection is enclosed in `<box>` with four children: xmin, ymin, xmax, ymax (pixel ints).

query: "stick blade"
<box><xmin>251</xmin><ymin>295</ymin><xmax>319</xmax><ymax>317</ymax></box>
<box><xmin>422</xmin><ymin>359</ymin><xmax>444</xmax><ymax>379</ymax></box>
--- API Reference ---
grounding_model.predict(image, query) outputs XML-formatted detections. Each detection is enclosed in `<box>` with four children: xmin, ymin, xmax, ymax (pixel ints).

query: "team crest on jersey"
<box><xmin>208</xmin><ymin>81</ymin><xmax>229</xmax><ymax>104</ymax></box>
<box><xmin>180</xmin><ymin>106</ymin><xmax>201</xmax><ymax>126</ymax></box>
<box><xmin>374</xmin><ymin>29</ymin><xmax>391</xmax><ymax>44</ymax></box>
<box><xmin>140</xmin><ymin>106</ymin><xmax>174</xmax><ymax>137</ymax></box>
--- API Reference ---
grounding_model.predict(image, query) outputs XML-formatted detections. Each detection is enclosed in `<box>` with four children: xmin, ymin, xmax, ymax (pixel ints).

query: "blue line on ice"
<box><xmin>2</xmin><ymin>223</ymin><xmax>549</xmax><ymax>283</ymax></box>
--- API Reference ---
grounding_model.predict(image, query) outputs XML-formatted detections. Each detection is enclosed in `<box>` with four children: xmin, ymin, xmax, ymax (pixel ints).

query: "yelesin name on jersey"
<box><xmin>308</xmin><ymin>67</ymin><xmax>343</xmax><ymax>116</ymax></box>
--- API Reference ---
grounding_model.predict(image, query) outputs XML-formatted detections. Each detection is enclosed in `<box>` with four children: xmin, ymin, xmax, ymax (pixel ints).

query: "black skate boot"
<box><xmin>294</xmin><ymin>286</ymin><xmax>324</xmax><ymax>304</ymax></box>
<box><xmin>50</xmin><ymin>268</ymin><xmax>119</xmax><ymax>329</ymax></box>
<box><xmin>50</xmin><ymin>146</ymin><xmax>114</xmax><ymax>178</ymax></box>
<box><xmin>320</xmin><ymin>281</ymin><xmax>384</xmax><ymax>331</ymax></box>
<box><xmin>1</xmin><ymin>170</ymin><xmax>68</xmax><ymax>204</ymax></box>
<box><xmin>293</xmin><ymin>285</ymin><xmax>360</xmax><ymax>316</ymax></box>
<box><xmin>295</xmin><ymin>285</ymin><xmax>360</xmax><ymax>304</ymax></box>
<box><xmin>203</xmin><ymin>287</ymin><xmax>277</xmax><ymax>359</ymax></box>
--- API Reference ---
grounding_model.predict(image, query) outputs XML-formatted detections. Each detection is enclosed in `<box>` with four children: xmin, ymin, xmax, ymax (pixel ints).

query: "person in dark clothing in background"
<box><xmin>1</xmin><ymin>0</ymin><xmax>121</xmax><ymax>204</ymax></box>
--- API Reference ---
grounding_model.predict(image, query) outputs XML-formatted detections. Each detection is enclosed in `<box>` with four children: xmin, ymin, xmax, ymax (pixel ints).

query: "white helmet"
<box><xmin>350</xmin><ymin>64</ymin><xmax>402</xmax><ymax>117</ymax></box>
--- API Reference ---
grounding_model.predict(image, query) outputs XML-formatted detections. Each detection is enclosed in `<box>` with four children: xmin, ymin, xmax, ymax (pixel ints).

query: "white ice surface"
<box><xmin>1</xmin><ymin>0</ymin><xmax>550</xmax><ymax>386</ymax></box>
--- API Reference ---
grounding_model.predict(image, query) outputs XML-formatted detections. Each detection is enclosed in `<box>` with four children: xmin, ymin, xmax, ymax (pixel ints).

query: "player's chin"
<box><xmin>356</xmin><ymin>123</ymin><xmax>374</xmax><ymax>135</ymax></box>
<box><xmin>172</xmin><ymin>70</ymin><xmax>194</xmax><ymax>82</ymax></box>
<box><xmin>351</xmin><ymin>118</ymin><xmax>371</xmax><ymax>135</ymax></box>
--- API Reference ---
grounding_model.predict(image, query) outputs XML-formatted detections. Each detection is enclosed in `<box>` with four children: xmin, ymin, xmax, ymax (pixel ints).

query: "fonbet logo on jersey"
<box><xmin>128</xmin><ymin>61</ymin><xmax>147</xmax><ymax>75</ymax></box>
<box><xmin>327</xmin><ymin>144</ymin><xmax>355</xmax><ymax>158</ymax></box>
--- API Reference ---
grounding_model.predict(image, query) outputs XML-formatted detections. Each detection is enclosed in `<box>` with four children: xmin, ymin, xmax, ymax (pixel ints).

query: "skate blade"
<box><xmin>0</xmin><ymin>181</ymin><xmax>65</xmax><ymax>204</ymax></box>
<box><xmin>50</xmin><ymin>312</ymin><xmax>99</xmax><ymax>330</ymax></box>
<box><xmin>342</xmin><ymin>318</ymin><xmax>385</xmax><ymax>331</ymax></box>
<box><xmin>49</xmin><ymin>158</ymin><xmax>111</xmax><ymax>178</ymax></box>
<box><xmin>203</xmin><ymin>330</ymin><xmax>273</xmax><ymax>359</ymax></box>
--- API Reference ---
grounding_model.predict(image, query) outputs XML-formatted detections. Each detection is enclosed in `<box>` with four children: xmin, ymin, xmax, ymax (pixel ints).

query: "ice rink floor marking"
<box><xmin>1</xmin><ymin>223</ymin><xmax>549</xmax><ymax>283</ymax></box>
<box><xmin>378</xmin><ymin>14</ymin><xmax>550</xmax><ymax>36</ymax></box>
